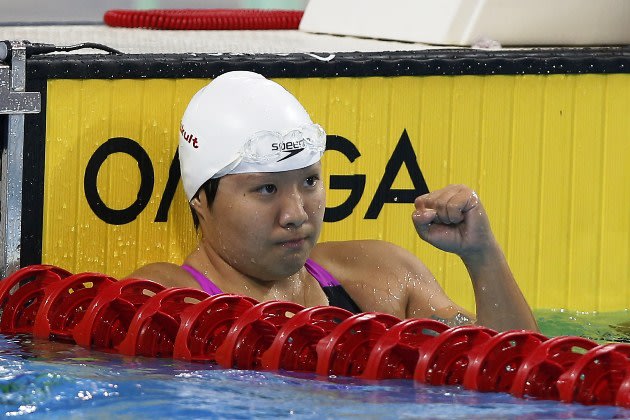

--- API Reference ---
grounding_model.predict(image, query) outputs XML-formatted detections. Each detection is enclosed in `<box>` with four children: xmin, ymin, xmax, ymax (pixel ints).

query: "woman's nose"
<box><xmin>278</xmin><ymin>191</ymin><xmax>308</xmax><ymax>229</ymax></box>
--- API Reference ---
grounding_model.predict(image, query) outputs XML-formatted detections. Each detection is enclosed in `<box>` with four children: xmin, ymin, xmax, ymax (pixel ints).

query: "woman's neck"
<box><xmin>185</xmin><ymin>240</ymin><xmax>312</xmax><ymax>304</ymax></box>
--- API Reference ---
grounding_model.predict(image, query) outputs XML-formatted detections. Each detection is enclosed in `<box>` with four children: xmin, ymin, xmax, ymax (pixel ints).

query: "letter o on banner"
<box><xmin>84</xmin><ymin>137</ymin><xmax>154</xmax><ymax>225</ymax></box>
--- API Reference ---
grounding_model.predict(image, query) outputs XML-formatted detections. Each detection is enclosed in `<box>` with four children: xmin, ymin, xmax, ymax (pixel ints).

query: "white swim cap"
<box><xmin>178</xmin><ymin>71</ymin><xmax>326</xmax><ymax>201</ymax></box>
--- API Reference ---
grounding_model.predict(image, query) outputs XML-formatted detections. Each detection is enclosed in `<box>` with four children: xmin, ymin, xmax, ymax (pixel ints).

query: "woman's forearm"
<box><xmin>462</xmin><ymin>241</ymin><xmax>539</xmax><ymax>332</ymax></box>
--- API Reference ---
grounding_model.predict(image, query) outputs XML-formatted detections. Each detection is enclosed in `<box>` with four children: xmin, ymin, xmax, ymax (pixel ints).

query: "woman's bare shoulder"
<box><xmin>125</xmin><ymin>262</ymin><xmax>198</xmax><ymax>289</ymax></box>
<box><xmin>312</xmin><ymin>240</ymin><xmax>437</xmax><ymax>317</ymax></box>
<box><xmin>312</xmin><ymin>240</ymin><xmax>422</xmax><ymax>269</ymax></box>
<box><xmin>312</xmin><ymin>239</ymin><xmax>382</xmax><ymax>255</ymax></box>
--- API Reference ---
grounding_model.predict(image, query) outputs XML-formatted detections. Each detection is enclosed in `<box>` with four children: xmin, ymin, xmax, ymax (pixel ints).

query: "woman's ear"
<box><xmin>191</xmin><ymin>189</ymin><xmax>210</xmax><ymax>221</ymax></box>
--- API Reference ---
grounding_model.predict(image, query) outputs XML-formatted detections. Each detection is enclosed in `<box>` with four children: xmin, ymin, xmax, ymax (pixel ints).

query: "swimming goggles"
<box><xmin>239</xmin><ymin>123</ymin><xmax>326</xmax><ymax>164</ymax></box>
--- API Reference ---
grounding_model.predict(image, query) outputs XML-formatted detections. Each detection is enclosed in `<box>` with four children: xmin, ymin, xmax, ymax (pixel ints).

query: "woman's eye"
<box><xmin>258</xmin><ymin>184</ymin><xmax>276</xmax><ymax>194</ymax></box>
<box><xmin>304</xmin><ymin>176</ymin><xmax>319</xmax><ymax>187</ymax></box>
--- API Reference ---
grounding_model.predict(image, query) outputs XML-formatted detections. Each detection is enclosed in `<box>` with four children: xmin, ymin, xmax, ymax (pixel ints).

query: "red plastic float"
<box><xmin>72</xmin><ymin>278</ymin><xmax>166</xmax><ymax>351</ymax></box>
<box><xmin>0</xmin><ymin>264</ymin><xmax>629</xmax><ymax>409</ymax></box>
<box><xmin>463</xmin><ymin>330</ymin><xmax>548</xmax><ymax>392</ymax></box>
<box><xmin>617</xmin><ymin>366</ymin><xmax>630</xmax><ymax>408</ymax></box>
<box><xmin>362</xmin><ymin>318</ymin><xmax>449</xmax><ymax>380</ymax></box>
<box><xmin>32</xmin><ymin>272</ymin><xmax>117</xmax><ymax>342</ymax></box>
<box><xmin>556</xmin><ymin>343</ymin><xmax>630</xmax><ymax>405</ymax></box>
<box><xmin>261</xmin><ymin>305</ymin><xmax>353</xmax><ymax>372</ymax></box>
<box><xmin>215</xmin><ymin>300</ymin><xmax>305</xmax><ymax>370</ymax></box>
<box><xmin>510</xmin><ymin>335</ymin><xmax>599</xmax><ymax>400</ymax></box>
<box><xmin>118</xmin><ymin>287</ymin><xmax>210</xmax><ymax>357</ymax></box>
<box><xmin>104</xmin><ymin>9</ymin><xmax>304</xmax><ymax>30</ymax></box>
<box><xmin>0</xmin><ymin>264</ymin><xmax>71</xmax><ymax>334</ymax></box>
<box><xmin>315</xmin><ymin>312</ymin><xmax>401</xmax><ymax>377</ymax></box>
<box><xmin>415</xmin><ymin>325</ymin><xmax>497</xmax><ymax>385</ymax></box>
<box><xmin>174</xmin><ymin>294</ymin><xmax>258</xmax><ymax>362</ymax></box>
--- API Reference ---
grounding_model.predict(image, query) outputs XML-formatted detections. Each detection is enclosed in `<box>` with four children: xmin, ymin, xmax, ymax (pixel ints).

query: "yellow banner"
<box><xmin>43</xmin><ymin>75</ymin><xmax>630</xmax><ymax>312</ymax></box>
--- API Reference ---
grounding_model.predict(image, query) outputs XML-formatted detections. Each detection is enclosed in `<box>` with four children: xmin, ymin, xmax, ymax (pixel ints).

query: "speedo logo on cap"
<box><xmin>272</xmin><ymin>139</ymin><xmax>305</xmax><ymax>162</ymax></box>
<box><xmin>180</xmin><ymin>124</ymin><xmax>199</xmax><ymax>149</ymax></box>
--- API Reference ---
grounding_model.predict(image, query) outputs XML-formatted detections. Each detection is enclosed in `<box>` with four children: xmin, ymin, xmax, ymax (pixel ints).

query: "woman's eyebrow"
<box><xmin>240</xmin><ymin>173</ymin><xmax>277</xmax><ymax>183</ymax></box>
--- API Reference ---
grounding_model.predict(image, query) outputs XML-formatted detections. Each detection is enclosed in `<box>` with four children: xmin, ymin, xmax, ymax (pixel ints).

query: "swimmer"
<box><xmin>128</xmin><ymin>71</ymin><xmax>538</xmax><ymax>332</ymax></box>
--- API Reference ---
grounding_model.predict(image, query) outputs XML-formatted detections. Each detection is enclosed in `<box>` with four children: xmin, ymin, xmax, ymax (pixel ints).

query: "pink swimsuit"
<box><xmin>181</xmin><ymin>258</ymin><xmax>361</xmax><ymax>313</ymax></box>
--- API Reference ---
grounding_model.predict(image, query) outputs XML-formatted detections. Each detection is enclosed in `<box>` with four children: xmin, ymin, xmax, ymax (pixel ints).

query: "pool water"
<box><xmin>1</xmin><ymin>310</ymin><xmax>629</xmax><ymax>419</ymax></box>
<box><xmin>535</xmin><ymin>309</ymin><xmax>630</xmax><ymax>344</ymax></box>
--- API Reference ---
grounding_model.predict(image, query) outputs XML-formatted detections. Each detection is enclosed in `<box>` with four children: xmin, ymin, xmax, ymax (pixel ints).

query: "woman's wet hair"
<box><xmin>190</xmin><ymin>177</ymin><xmax>221</xmax><ymax>229</ymax></box>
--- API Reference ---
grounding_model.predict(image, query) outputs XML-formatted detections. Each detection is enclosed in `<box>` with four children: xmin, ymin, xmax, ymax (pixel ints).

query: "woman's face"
<box><xmin>199</xmin><ymin>162</ymin><xmax>325</xmax><ymax>281</ymax></box>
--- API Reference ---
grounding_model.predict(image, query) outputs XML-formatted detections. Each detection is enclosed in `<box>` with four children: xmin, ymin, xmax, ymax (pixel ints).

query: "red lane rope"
<box><xmin>1</xmin><ymin>264</ymin><xmax>629</xmax><ymax>409</ymax></box>
<box><xmin>104</xmin><ymin>9</ymin><xmax>304</xmax><ymax>30</ymax></box>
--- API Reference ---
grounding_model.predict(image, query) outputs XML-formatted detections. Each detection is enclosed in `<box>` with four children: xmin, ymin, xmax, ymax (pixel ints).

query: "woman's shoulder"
<box><xmin>312</xmin><ymin>240</ymin><xmax>419</xmax><ymax>268</ymax></box>
<box><xmin>311</xmin><ymin>240</ymin><xmax>436</xmax><ymax>317</ymax></box>
<box><xmin>125</xmin><ymin>262</ymin><xmax>199</xmax><ymax>289</ymax></box>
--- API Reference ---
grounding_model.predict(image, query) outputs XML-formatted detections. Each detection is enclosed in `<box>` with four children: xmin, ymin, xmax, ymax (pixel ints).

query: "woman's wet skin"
<box><xmin>185</xmin><ymin>162</ymin><xmax>329</xmax><ymax>305</ymax></box>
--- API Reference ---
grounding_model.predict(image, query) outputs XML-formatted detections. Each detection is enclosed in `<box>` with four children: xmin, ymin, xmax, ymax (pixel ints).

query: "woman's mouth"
<box><xmin>279</xmin><ymin>237</ymin><xmax>307</xmax><ymax>249</ymax></box>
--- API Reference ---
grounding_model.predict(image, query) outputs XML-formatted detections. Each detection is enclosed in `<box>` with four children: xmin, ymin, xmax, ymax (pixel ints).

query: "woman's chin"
<box><xmin>262</xmin><ymin>256</ymin><xmax>309</xmax><ymax>280</ymax></box>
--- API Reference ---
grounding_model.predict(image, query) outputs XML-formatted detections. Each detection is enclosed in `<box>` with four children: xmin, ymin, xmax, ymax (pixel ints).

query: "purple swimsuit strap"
<box><xmin>182</xmin><ymin>258</ymin><xmax>339</xmax><ymax>295</ymax></box>
<box><xmin>181</xmin><ymin>264</ymin><xmax>223</xmax><ymax>295</ymax></box>
<box><xmin>304</xmin><ymin>259</ymin><xmax>340</xmax><ymax>287</ymax></box>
